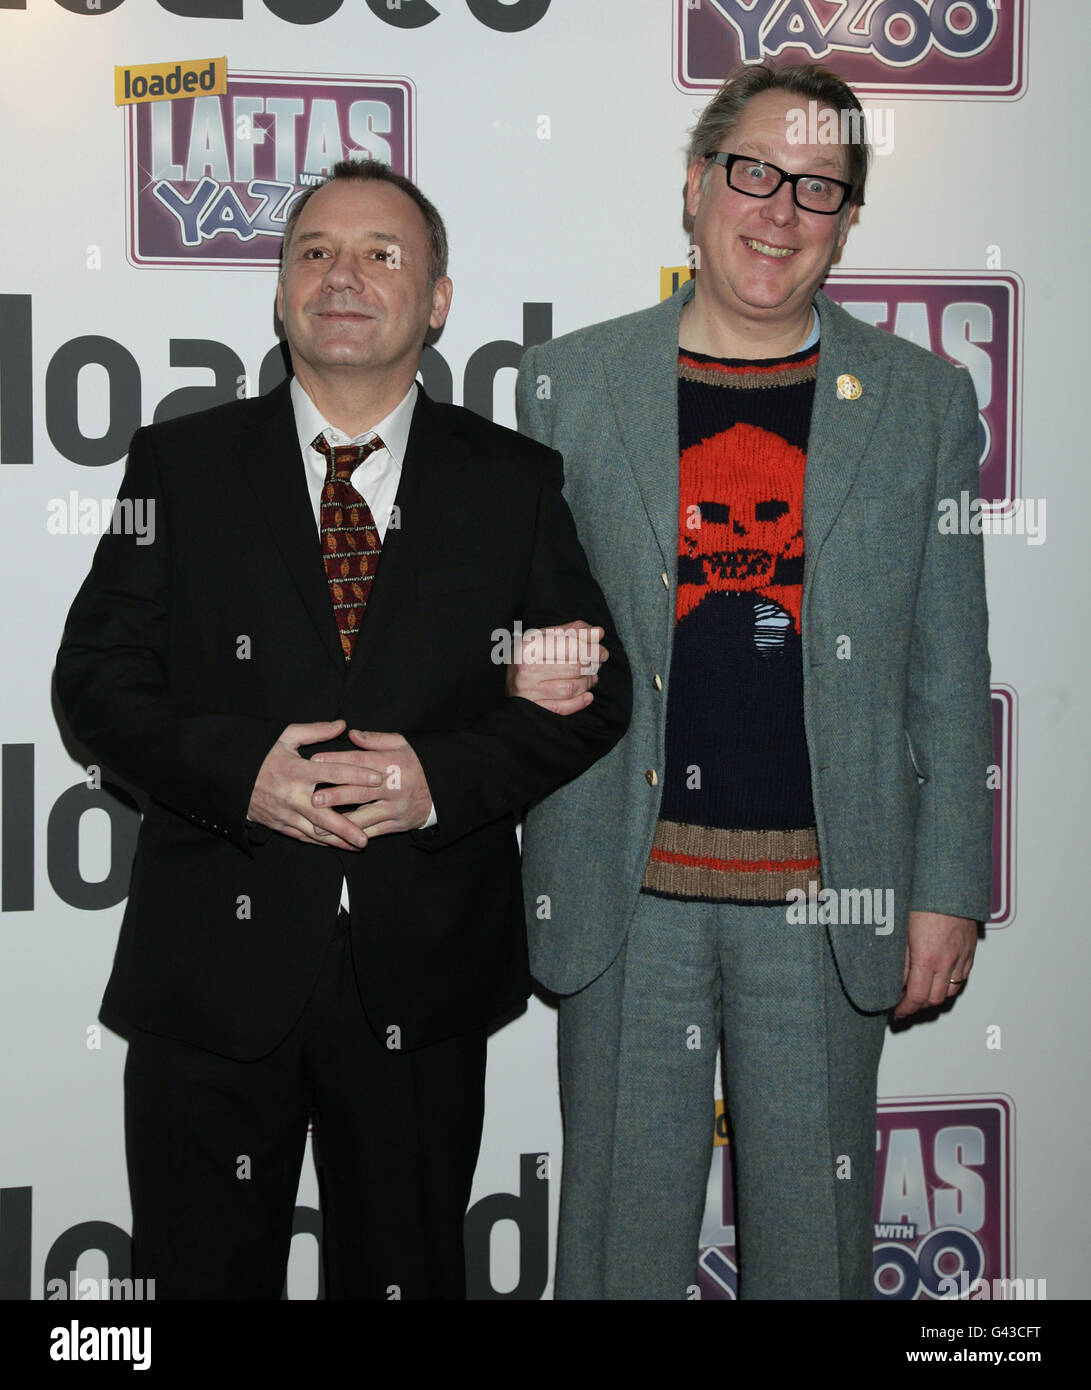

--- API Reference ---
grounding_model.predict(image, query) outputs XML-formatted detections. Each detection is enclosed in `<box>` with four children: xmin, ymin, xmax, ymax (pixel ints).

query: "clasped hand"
<box><xmin>504</xmin><ymin>620</ymin><xmax>607</xmax><ymax>712</ymax></box>
<box><xmin>247</xmin><ymin>720</ymin><xmax>432</xmax><ymax>849</ymax></box>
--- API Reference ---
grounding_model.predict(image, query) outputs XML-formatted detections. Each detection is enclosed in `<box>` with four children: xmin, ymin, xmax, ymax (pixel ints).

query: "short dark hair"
<box><xmin>684</xmin><ymin>62</ymin><xmax>869</xmax><ymax>233</ymax></box>
<box><xmin>279</xmin><ymin>158</ymin><xmax>449</xmax><ymax>284</ymax></box>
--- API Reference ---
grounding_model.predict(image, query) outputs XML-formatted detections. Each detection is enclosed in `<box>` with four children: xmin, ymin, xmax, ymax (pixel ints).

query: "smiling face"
<box><xmin>276</xmin><ymin>177</ymin><xmax>451</xmax><ymax>397</ymax></box>
<box><xmin>685</xmin><ymin>88</ymin><xmax>857</xmax><ymax>337</ymax></box>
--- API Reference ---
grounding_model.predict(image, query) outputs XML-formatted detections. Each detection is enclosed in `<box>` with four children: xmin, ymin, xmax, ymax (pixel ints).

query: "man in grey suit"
<box><xmin>510</xmin><ymin>63</ymin><xmax>992</xmax><ymax>1299</ymax></box>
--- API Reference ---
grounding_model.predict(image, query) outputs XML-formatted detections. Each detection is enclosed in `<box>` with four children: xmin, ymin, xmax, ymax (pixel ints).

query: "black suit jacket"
<box><xmin>55</xmin><ymin>381</ymin><xmax>631</xmax><ymax>1059</ymax></box>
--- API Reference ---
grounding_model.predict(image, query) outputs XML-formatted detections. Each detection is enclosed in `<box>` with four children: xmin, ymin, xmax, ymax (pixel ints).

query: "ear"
<box><xmin>685</xmin><ymin>158</ymin><xmax>709</xmax><ymax>223</ymax></box>
<box><xmin>837</xmin><ymin>202</ymin><xmax>859</xmax><ymax>250</ymax></box>
<box><xmin>275</xmin><ymin>279</ymin><xmax>284</xmax><ymax>325</ymax></box>
<box><xmin>429</xmin><ymin>275</ymin><xmax>453</xmax><ymax>332</ymax></box>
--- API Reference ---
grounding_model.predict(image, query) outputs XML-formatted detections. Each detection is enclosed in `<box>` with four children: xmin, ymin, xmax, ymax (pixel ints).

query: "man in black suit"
<box><xmin>55</xmin><ymin>159</ymin><xmax>630</xmax><ymax>1300</ymax></box>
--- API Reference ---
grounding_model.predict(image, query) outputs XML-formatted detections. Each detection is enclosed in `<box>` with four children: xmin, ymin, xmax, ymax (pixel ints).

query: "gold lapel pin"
<box><xmin>836</xmin><ymin>373</ymin><xmax>862</xmax><ymax>400</ymax></box>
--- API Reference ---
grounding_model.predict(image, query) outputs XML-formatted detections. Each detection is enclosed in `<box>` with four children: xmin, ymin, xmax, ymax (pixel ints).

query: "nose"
<box><xmin>761</xmin><ymin>179</ymin><xmax>799</xmax><ymax>227</ymax></box>
<box><xmin>322</xmin><ymin>248</ymin><xmax>367</xmax><ymax>293</ymax></box>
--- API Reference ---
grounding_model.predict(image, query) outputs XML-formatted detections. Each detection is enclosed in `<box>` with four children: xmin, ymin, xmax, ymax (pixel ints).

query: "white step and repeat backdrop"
<box><xmin>1</xmin><ymin>0</ymin><xmax>1087</xmax><ymax>1303</ymax></box>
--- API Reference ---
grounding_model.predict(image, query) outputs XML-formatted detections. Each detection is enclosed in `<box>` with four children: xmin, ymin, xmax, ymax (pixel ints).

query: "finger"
<box><xmin>946</xmin><ymin>961</ymin><xmax>972</xmax><ymax>994</ymax></box>
<box><xmin>352</xmin><ymin>817</ymin><xmax>404</xmax><ymax>839</ymax></box>
<box><xmin>536</xmin><ymin>675</ymin><xmax>593</xmax><ymax>697</ymax></box>
<box><xmin>312</xmin><ymin>784</ymin><xmax>385</xmax><ymax>808</ymax></box>
<box><xmin>509</xmin><ymin>672</ymin><xmax>592</xmax><ymax>699</ymax></box>
<box><xmin>525</xmin><ymin>672</ymin><xmax>592</xmax><ymax>695</ymax></box>
<box><xmin>346</xmin><ymin>728</ymin><xmax>404</xmax><ymax>750</ymax></box>
<box><xmin>895</xmin><ymin>965</ymin><xmax>931</xmax><ymax>1017</ymax></box>
<box><xmin>926</xmin><ymin>973</ymin><xmax>951</xmax><ymax>1008</ymax></box>
<box><xmin>303</xmin><ymin>806</ymin><xmax>370</xmax><ymax>849</ymax></box>
<box><xmin>535</xmin><ymin>693</ymin><xmax>594</xmax><ymax>715</ymax></box>
<box><xmin>546</xmin><ymin>621</ymin><xmax>602</xmax><ymax>641</ymax></box>
<box><xmin>279</xmin><ymin>719</ymin><xmax>346</xmax><ymax>751</ymax></box>
<box><xmin>274</xmin><ymin>817</ymin><xmax>364</xmax><ymax>851</ymax></box>
<box><xmin>343</xmin><ymin>803</ymin><xmax>426</xmax><ymax>835</ymax></box>
<box><xmin>309</xmin><ymin>759</ymin><xmax>387</xmax><ymax>786</ymax></box>
<box><xmin>307</xmin><ymin>823</ymin><xmax>364</xmax><ymax>851</ymax></box>
<box><xmin>343</xmin><ymin>801</ymin><xmax>400</xmax><ymax>829</ymax></box>
<box><xmin>563</xmin><ymin>641</ymin><xmax>604</xmax><ymax>670</ymax></box>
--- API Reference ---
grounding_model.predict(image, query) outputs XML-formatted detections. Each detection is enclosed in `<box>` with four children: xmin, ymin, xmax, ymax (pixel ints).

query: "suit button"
<box><xmin>645</xmin><ymin>769</ymin><xmax>658</xmax><ymax>786</ymax></box>
<box><xmin>653</xmin><ymin>674</ymin><xmax>663</xmax><ymax>691</ymax></box>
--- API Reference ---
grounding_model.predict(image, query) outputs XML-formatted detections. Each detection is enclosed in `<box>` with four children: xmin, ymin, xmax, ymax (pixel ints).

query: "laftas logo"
<box><xmin>873</xmin><ymin>1096</ymin><xmax>1014</xmax><ymax>1300</ymax></box>
<box><xmin>825</xmin><ymin>272</ymin><xmax>1023</xmax><ymax>509</ymax></box>
<box><xmin>125</xmin><ymin>70</ymin><xmax>414</xmax><ymax>268</ymax></box>
<box><xmin>675</xmin><ymin>1</ymin><xmax>1027</xmax><ymax>98</ymax></box>
<box><xmin>696</xmin><ymin>1094</ymin><xmax>1014</xmax><ymax>1300</ymax></box>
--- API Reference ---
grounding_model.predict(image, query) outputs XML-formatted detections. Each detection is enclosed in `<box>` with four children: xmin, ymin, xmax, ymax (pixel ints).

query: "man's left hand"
<box><xmin>894</xmin><ymin>910</ymin><xmax>978</xmax><ymax>1018</ymax></box>
<box><xmin>506</xmin><ymin>620</ymin><xmax>606</xmax><ymax>715</ymax></box>
<box><xmin>310</xmin><ymin>730</ymin><xmax>433</xmax><ymax>838</ymax></box>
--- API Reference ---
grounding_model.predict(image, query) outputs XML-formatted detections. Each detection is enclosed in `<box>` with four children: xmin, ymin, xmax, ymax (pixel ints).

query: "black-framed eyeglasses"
<box><xmin>708</xmin><ymin>152</ymin><xmax>853</xmax><ymax>215</ymax></box>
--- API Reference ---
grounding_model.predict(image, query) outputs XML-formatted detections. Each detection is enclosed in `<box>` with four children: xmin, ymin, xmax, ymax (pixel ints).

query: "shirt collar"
<box><xmin>290</xmin><ymin>377</ymin><xmax>418</xmax><ymax>467</ymax></box>
<box><xmin>801</xmin><ymin>305</ymin><xmax>821</xmax><ymax>352</ymax></box>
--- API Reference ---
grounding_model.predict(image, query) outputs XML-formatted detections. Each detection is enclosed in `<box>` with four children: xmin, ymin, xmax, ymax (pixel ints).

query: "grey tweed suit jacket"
<box><xmin>516</xmin><ymin>279</ymin><xmax>992</xmax><ymax>1012</ymax></box>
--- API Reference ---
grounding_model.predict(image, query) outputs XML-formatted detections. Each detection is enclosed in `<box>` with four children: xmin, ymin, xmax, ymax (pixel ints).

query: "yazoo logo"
<box><xmin>125</xmin><ymin>71</ymin><xmax>415</xmax><ymax>269</ymax></box>
<box><xmin>676</xmin><ymin>1</ymin><xmax>1027</xmax><ymax>98</ymax></box>
<box><xmin>825</xmin><ymin>272</ymin><xmax>1023</xmax><ymax>510</ymax></box>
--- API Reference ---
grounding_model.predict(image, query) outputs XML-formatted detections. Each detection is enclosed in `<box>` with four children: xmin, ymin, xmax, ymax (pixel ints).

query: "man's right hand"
<box><xmin>247</xmin><ymin>720</ymin><xmax>381</xmax><ymax>850</ymax></box>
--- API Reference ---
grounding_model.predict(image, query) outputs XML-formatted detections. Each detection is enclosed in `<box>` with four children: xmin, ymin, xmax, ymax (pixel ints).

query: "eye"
<box><xmin>369</xmin><ymin>249</ymin><xmax>389</xmax><ymax>261</ymax></box>
<box><xmin>802</xmin><ymin>178</ymin><xmax>831</xmax><ymax>197</ymax></box>
<box><xmin>303</xmin><ymin>246</ymin><xmax>330</xmax><ymax>260</ymax></box>
<box><xmin>743</xmin><ymin>162</ymin><xmax>769</xmax><ymax>183</ymax></box>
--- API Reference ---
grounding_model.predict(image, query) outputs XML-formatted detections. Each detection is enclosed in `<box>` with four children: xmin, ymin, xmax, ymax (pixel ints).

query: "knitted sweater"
<box><xmin>641</xmin><ymin>345</ymin><xmax>823</xmax><ymax>904</ymax></box>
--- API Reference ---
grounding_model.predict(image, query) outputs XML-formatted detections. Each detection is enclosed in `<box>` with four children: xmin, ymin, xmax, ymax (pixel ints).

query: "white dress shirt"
<box><xmin>290</xmin><ymin>376</ymin><xmax>417</xmax><ymax>544</ymax></box>
<box><xmin>288</xmin><ymin>378</ymin><xmax>435</xmax><ymax>913</ymax></box>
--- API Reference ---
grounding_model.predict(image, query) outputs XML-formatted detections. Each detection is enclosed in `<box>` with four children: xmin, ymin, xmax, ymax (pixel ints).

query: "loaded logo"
<box><xmin>696</xmin><ymin>1094</ymin><xmax>1013</xmax><ymax>1299</ymax></box>
<box><xmin>990</xmin><ymin>684</ymin><xmax>1017</xmax><ymax>928</ymax></box>
<box><xmin>124</xmin><ymin>70</ymin><xmax>415</xmax><ymax>269</ymax></box>
<box><xmin>675</xmin><ymin>0</ymin><xmax>1027</xmax><ymax>98</ymax></box>
<box><xmin>873</xmin><ymin>1096</ymin><xmax>1013</xmax><ymax>1300</ymax></box>
<box><xmin>115</xmin><ymin>57</ymin><xmax>225</xmax><ymax>107</ymax></box>
<box><xmin>826</xmin><ymin>272</ymin><xmax>1023</xmax><ymax>509</ymax></box>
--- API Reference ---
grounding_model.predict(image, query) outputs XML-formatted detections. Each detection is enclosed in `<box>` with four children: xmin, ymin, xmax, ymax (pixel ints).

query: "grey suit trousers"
<box><xmin>554</xmin><ymin>893</ymin><xmax>887</xmax><ymax>1300</ymax></box>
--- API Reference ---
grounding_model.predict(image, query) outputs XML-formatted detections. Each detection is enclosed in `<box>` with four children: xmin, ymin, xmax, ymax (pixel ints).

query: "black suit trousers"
<box><xmin>124</xmin><ymin>913</ymin><xmax>486</xmax><ymax>1300</ymax></box>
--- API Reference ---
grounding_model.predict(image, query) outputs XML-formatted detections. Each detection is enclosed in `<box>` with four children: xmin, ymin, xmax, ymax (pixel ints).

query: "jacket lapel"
<box><xmin>345</xmin><ymin>386</ymin><xmax>468</xmax><ymax>687</ymax></box>
<box><xmin>238</xmin><ymin>380</ymin><xmax>347</xmax><ymax>676</ymax></box>
<box><xmin>804</xmin><ymin>289</ymin><xmax>892</xmax><ymax>561</ymax></box>
<box><xmin>597</xmin><ymin>284</ymin><xmax>693</xmax><ymax>568</ymax></box>
<box><xmin>596</xmin><ymin>281</ymin><xmax>893</xmax><ymax>587</ymax></box>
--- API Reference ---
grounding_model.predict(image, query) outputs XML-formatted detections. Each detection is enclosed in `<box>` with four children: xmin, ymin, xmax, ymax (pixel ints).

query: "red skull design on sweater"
<box><xmin>678</xmin><ymin>421</ymin><xmax>805</xmax><ymax>633</ymax></box>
